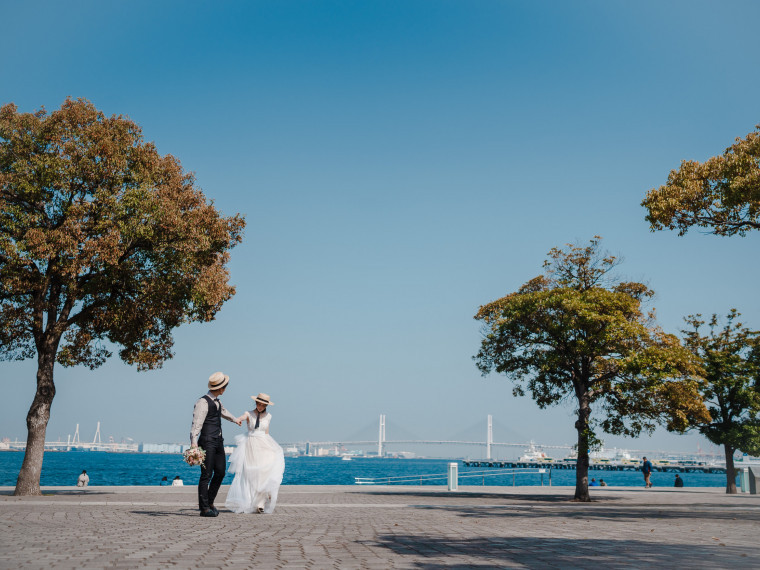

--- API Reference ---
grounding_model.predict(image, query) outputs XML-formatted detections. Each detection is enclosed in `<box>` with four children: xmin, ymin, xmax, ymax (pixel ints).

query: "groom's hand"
<box><xmin>236</xmin><ymin>419</ymin><xmax>243</xmax><ymax>426</ymax></box>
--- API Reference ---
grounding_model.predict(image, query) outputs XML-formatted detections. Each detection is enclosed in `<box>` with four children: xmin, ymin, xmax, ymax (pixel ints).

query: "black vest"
<box><xmin>199</xmin><ymin>395</ymin><xmax>222</xmax><ymax>440</ymax></box>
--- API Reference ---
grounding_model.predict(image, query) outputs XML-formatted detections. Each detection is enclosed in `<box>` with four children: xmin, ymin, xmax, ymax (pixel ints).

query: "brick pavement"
<box><xmin>1</xmin><ymin>485</ymin><xmax>759</xmax><ymax>569</ymax></box>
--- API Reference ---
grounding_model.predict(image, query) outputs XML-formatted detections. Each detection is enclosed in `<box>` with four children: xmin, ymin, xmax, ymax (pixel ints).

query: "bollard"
<box><xmin>447</xmin><ymin>462</ymin><xmax>458</xmax><ymax>491</ymax></box>
<box><xmin>749</xmin><ymin>466</ymin><xmax>760</xmax><ymax>494</ymax></box>
<box><xmin>739</xmin><ymin>467</ymin><xmax>749</xmax><ymax>493</ymax></box>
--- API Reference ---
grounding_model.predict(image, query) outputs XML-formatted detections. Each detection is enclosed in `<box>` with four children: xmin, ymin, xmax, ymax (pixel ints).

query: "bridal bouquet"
<box><xmin>183</xmin><ymin>446</ymin><xmax>206</xmax><ymax>467</ymax></box>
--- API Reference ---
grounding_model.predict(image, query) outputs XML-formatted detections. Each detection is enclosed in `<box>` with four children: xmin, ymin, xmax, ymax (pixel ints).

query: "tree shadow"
<box><xmin>357</xmin><ymin>489</ymin><xmax>597</xmax><ymax>502</ymax></box>
<box><xmin>362</xmin><ymin>535</ymin><xmax>757</xmax><ymax>568</ymax></box>
<box><xmin>411</xmin><ymin>503</ymin><xmax>760</xmax><ymax>523</ymax></box>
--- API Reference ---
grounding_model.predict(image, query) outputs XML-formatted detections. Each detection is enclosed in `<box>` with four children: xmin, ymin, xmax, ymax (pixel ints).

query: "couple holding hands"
<box><xmin>189</xmin><ymin>371</ymin><xmax>285</xmax><ymax>517</ymax></box>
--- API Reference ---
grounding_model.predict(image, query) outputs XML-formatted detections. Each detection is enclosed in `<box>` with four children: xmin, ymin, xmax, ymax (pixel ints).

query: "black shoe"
<box><xmin>210</xmin><ymin>506</ymin><xmax>220</xmax><ymax>515</ymax></box>
<box><xmin>200</xmin><ymin>509</ymin><xmax>217</xmax><ymax>517</ymax></box>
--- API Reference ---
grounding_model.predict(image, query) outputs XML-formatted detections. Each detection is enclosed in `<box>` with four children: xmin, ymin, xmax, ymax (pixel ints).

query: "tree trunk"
<box><xmin>14</xmin><ymin>348</ymin><xmax>56</xmax><ymax>496</ymax></box>
<box><xmin>724</xmin><ymin>444</ymin><xmax>737</xmax><ymax>494</ymax></box>
<box><xmin>574</xmin><ymin>393</ymin><xmax>591</xmax><ymax>501</ymax></box>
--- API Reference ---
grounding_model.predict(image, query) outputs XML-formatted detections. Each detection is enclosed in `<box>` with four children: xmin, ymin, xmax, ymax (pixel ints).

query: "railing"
<box><xmin>355</xmin><ymin>472</ymin><xmax>451</xmax><ymax>485</ymax></box>
<box><xmin>355</xmin><ymin>467</ymin><xmax>551</xmax><ymax>487</ymax></box>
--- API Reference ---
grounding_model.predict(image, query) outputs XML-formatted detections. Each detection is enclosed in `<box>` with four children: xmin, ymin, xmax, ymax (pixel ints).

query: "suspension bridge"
<box><xmin>278</xmin><ymin>414</ymin><xmax>722</xmax><ymax>461</ymax></box>
<box><xmin>3</xmin><ymin>414</ymin><xmax>723</xmax><ymax>461</ymax></box>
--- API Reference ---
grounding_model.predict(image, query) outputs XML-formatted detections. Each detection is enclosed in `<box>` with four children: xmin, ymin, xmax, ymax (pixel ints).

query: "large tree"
<box><xmin>682</xmin><ymin>310</ymin><xmax>760</xmax><ymax>494</ymax></box>
<box><xmin>642</xmin><ymin>126</ymin><xmax>760</xmax><ymax>236</ymax></box>
<box><xmin>473</xmin><ymin>238</ymin><xmax>708</xmax><ymax>501</ymax></box>
<box><xmin>0</xmin><ymin>98</ymin><xmax>245</xmax><ymax>495</ymax></box>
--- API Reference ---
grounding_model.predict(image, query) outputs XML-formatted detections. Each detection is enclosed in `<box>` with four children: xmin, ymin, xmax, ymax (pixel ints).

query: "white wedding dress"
<box><xmin>225</xmin><ymin>410</ymin><xmax>285</xmax><ymax>514</ymax></box>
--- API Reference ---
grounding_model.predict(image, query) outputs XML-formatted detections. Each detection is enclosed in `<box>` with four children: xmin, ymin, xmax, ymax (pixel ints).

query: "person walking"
<box><xmin>190</xmin><ymin>371</ymin><xmax>241</xmax><ymax>517</ymax></box>
<box><xmin>641</xmin><ymin>457</ymin><xmax>653</xmax><ymax>488</ymax></box>
<box><xmin>226</xmin><ymin>393</ymin><xmax>285</xmax><ymax>514</ymax></box>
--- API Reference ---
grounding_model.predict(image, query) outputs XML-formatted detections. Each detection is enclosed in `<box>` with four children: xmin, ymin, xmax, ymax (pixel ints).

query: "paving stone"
<box><xmin>2</xmin><ymin>485</ymin><xmax>760</xmax><ymax>568</ymax></box>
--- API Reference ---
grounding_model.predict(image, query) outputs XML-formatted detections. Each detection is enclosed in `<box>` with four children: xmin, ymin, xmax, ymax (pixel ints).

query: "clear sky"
<box><xmin>1</xmin><ymin>0</ymin><xmax>759</xmax><ymax>457</ymax></box>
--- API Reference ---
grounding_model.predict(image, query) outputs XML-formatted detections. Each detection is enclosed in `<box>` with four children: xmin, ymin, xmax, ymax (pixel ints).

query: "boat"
<box><xmin>341</xmin><ymin>455</ymin><xmax>352</xmax><ymax>461</ymax></box>
<box><xmin>518</xmin><ymin>442</ymin><xmax>553</xmax><ymax>463</ymax></box>
<box><xmin>733</xmin><ymin>454</ymin><xmax>760</xmax><ymax>468</ymax></box>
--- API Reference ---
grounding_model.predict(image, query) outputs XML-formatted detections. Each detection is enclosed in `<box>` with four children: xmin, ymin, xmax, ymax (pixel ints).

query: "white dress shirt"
<box><xmin>190</xmin><ymin>391</ymin><xmax>237</xmax><ymax>446</ymax></box>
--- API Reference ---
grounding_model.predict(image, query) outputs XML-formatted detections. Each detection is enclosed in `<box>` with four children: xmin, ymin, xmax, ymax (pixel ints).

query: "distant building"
<box><xmin>138</xmin><ymin>443</ymin><xmax>184</xmax><ymax>454</ymax></box>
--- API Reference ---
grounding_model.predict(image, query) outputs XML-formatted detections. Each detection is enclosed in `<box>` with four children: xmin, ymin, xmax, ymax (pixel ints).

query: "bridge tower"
<box><xmin>92</xmin><ymin>422</ymin><xmax>102</xmax><ymax>445</ymax></box>
<box><xmin>487</xmin><ymin>414</ymin><xmax>493</xmax><ymax>460</ymax></box>
<box><xmin>72</xmin><ymin>424</ymin><xmax>80</xmax><ymax>444</ymax></box>
<box><xmin>378</xmin><ymin>414</ymin><xmax>386</xmax><ymax>457</ymax></box>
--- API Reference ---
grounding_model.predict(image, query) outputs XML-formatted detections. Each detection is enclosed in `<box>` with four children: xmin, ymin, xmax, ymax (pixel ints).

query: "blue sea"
<box><xmin>0</xmin><ymin>451</ymin><xmax>732</xmax><ymax>488</ymax></box>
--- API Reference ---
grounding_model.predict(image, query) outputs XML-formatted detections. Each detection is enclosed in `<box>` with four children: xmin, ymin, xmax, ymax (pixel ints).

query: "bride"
<box><xmin>225</xmin><ymin>393</ymin><xmax>285</xmax><ymax>514</ymax></box>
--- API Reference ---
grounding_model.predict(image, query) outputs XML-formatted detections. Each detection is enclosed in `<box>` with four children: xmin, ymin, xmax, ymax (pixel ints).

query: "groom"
<box><xmin>190</xmin><ymin>371</ymin><xmax>241</xmax><ymax>517</ymax></box>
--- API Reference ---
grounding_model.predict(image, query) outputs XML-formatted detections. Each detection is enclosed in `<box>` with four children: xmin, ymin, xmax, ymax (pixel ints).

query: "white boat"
<box><xmin>519</xmin><ymin>442</ymin><xmax>552</xmax><ymax>462</ymax></box>
<box><xmin>734</xmin><ymin>453</ymin><xmax>760</xmax><ymax>466</ymax></box>
<box><xmin>341</xmin><ymin>455</ymin><xmax>352</xmax><ymax>461</ymax></box>
<box><xmin>591</xmin><ymin>447</ymin><xmax>634</xmax><ymax>463</ymax></box>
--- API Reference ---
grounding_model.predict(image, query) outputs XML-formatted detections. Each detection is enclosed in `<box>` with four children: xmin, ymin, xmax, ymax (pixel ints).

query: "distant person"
<box><xmin>674</xmin><ymin>474</ymin><xmax>684</xmax><ymax>488</ymax></box>
<box><xmin>599</xmin><ymin>479</ymin><xmax>607</xmax><ymax>487</ymax></box>
<box><xmin>171</xmin><ymin>476</ymin><xmax>184</xmax><ymax>487</ymax></box>
<box><xmin>76</xmin><ymin>470</ymin><xmax>89</xmax><ymax>487</ymax></box>
<box><xmin>160</xmin><ymin>476</ymin><xmax>168</xmax><ymax>486</ymax></box>
<box><xmin>226</xmin><ymin>392</ymin><xmax>285</xmax><ymax>514</ymax></box>
<box><xmin>190</xmin><ymin>371</ymin><xmax>242</xmax><ymax>518</ymax></box>
<box><xmin>589</xmin><ymin>478</ymin><xmax>599</xmax><ymax>486</ymax></box>
<box><xmin>641</xmin><ymin>457</ymin><xmax>653</xmax><ymax>488</ymax></box>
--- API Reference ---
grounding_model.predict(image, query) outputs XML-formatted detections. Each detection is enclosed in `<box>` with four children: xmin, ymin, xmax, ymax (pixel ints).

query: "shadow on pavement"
<box><xmin>357</xmin><ymin>490</ymin><xmax>598</xmax><ymax>503</ymax></box>
<box><xmin>130</xmin><ymin>508</ymin><xmax>200</xmax><ymax>517</ymax></box>
<box><xmin>0</xmin><ymin>490</ymin><xmax>113</xmax><ymax>496</ymax></box>
<box><xmin>364</xmin><ymin>535</ymin><xmax>756</xmax><ymax>568</ymax></box>
<box><xmin>412</xmin><ymin>503</ymin><xmax>760</xmax><ymax>523</ymax></box>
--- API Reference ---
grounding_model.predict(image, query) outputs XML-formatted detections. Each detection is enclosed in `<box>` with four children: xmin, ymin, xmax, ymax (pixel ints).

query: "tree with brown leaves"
<box><xmin>643</xmin><ymin>126</ymin><xmax>760</xmax><ymax>236</ymax></box>
<box><xmin>0</xmin><ymin>98</ymin><xmax>245</xmax><ymax>495</ymax></box>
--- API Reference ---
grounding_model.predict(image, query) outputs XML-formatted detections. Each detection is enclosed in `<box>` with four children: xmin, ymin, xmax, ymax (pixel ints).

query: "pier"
<box><xmin>462</xmin><ymin>459</ymin><xmax>727</xmax><ymax>474</ymax></box>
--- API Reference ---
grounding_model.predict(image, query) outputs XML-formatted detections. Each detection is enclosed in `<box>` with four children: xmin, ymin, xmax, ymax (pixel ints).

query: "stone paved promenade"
<box><xmin>1</xmin><ymin>485</ymin><xmax>759</xmax><ymax>569</ymax></box>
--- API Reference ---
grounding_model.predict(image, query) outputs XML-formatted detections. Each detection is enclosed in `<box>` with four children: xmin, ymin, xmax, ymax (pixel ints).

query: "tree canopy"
<box><xmin>0</xmin><ymin>98</ymin><xmax>245</xmax><ymax>494</ymax></box>
<box><xmin>473</xmin><ymin>238</ymin><xmax>708</xmax><ymax>501</ymax></box>
<box><xmin>642</xmin><ymin>126</ymin><xmax>760</xmax><ymax>236</ymax></box>
<box><xmin>682</xmin><ymin>310</ymin><xmax>760</xmax><ymax>494</ymax></box>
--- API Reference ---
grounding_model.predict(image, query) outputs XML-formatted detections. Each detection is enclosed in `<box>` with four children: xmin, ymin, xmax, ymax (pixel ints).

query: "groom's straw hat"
<box><xmin>252</xmin><ymin>393</ymin><xmax>274</xmax><ymax>406</ymax></box>
<box><xmin>208</xmin><ymin>371</ymin><xmax>229</xmax><ymax>390</ymax></box>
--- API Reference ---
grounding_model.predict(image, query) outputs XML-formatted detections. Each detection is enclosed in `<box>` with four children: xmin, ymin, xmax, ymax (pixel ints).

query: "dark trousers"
<box><xmin>198</xmin><ymin>437</ymin><xmax>226</xmax><ymax>510</ymax></box>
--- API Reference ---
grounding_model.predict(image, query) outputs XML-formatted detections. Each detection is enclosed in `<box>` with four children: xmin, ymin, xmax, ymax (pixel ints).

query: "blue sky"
<box><xmin>1</xmin><ymin>0</ymin><xmax>759</xmax><ymax>457</ymax></box>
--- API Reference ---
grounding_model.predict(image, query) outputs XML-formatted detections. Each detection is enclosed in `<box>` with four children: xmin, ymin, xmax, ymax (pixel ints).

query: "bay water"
<box><xmin>0</xmin><ymin>451</ymin><xmax>731</xmax><ymax>488</ymax></box>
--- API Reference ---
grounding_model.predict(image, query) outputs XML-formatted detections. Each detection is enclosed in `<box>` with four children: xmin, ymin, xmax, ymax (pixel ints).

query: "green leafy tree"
<box><xmin>0</xmin><ymin>99</ymin><xmax>245</xmax><ymax>495</ymax></box>
<box><xmin>642</xmin><ymin>126</ymin><xmax>760</xmax><ymax>236</ymax></box>
<box><xmin>682</xmin><ymin>310</ymin><xmax>760</xmax><ymax>494</ymax></box>
<box><xmin>473</xmin><ymin>238</ymin><xmax>708</xmax><ymax>501</ymax></box>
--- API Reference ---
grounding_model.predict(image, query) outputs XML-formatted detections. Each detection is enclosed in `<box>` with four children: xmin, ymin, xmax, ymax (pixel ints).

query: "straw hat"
<box><xmin>208</xmin><ymin>372</ymin><xmax>230</xmax><ymax>391</ymax></box>
<box><xmin>252</xmin><ymin>393</ymin><xmax>274</xmax><ymax>406</ymax></box>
